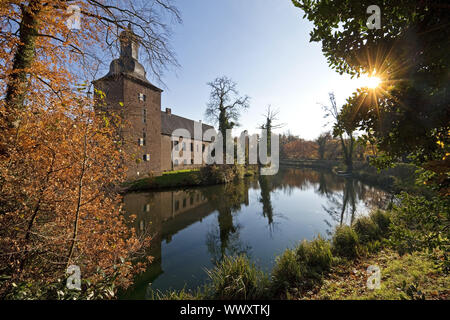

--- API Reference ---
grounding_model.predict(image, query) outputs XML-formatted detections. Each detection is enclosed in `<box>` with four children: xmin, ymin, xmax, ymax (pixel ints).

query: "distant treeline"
<box><xmin>280</xmin><ymin>131</ymin><xmax>375</xmax><ymax>161</ymax></box>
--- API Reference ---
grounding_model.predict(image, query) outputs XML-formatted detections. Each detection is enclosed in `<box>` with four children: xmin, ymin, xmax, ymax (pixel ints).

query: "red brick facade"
<box><xmin>93</xmin><ymin>26</ymin><xmax>213</xmax><ymax>180</ymax></box>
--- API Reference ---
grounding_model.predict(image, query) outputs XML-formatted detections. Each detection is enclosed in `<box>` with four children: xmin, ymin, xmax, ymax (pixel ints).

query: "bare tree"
<box><xmin>258</xmin><ymin>105</ymin><xmax>285</xmax><ymax>156</ymax></box>
<box><xmin>205</xmin><ymin>76</ymin><xmax>250</xmax><ymax>158</ymax></box>
<box><xmin>321</xmin><ymin>92</ymin><xmax>355</xmax><ymax>172</ymax></box>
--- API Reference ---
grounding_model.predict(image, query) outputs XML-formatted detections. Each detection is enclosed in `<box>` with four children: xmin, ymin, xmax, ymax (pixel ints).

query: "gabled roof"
<box><xmin>161</xmin><ymin>111</ymin><xmax>215</xmax><ymax>141</ymax></box>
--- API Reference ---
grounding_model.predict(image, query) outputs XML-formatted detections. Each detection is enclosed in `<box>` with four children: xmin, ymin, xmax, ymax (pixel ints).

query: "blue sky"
<box><xmin>149</xmin><ymin>0</ymin><xmax>362</xmax><ymax>140</ymax></box>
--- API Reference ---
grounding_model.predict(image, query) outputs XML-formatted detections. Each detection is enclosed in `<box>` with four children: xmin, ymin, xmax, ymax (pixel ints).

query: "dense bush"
<box><xmin>353</xmin><ymin>216</ymin><xmax>380</xmax><ymax>244</ymax></box>
<box><xmin>370</xmin><ymin>210</ymin><xmax>392</xmax><ymax>236</ymax></box>
<box><xmin>332</xmin><ymin>225</ymin><xmax>359</xmax><ymax>259</ymax></box>
<box><xmin>270</xmin><ymin>249</ymin><xmax>303</xmax><ymax>295</ymax></box>
<box><xmin>206</xmin><ymin>255</ymin><xmax>269</xmax><ymax>300</ymax></box>
<box><xmin>389</xmin><ymin>193</ymin><xmax>449</xmax><ymax>258</ymax></box>
<box><xmin>200</xmin><ymin>165</ymin><xmax>246</xmax><ymax>184</ymax></box>
<box><xmin>296</xmin><ymin>236</ymin><xmax>333</xmax><ymax>280</ymax></box>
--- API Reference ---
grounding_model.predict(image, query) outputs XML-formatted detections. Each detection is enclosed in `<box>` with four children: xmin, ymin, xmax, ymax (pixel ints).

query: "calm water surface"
<box><xmin>121</xmin><ymin>167</ymin><xmax>388</xmax><ymax>299</ymax></box>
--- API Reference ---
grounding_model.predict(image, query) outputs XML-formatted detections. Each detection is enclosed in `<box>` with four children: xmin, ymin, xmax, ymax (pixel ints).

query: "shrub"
<box><xmin>370</xmin><ymin>210</ymin><xmax>391</xmax><ymax>236</ymax></box>
<box><xmin>353</xmin><ymin>216</ymin><xmax>380</xmax><ymax>244</ymax></box>
<box><xmin>295</xmin><ymin>235</ymin><xmax>333</xmax><ymax>280</ymax></box>
<box><xmin>270</xmin><ymin>249</ymin><xmax>303</xmax><ymax>295</ymax></box>
<box><xmin>200</xmin><ymin>165</ymin><xmax>237</xmax><ymax>184</ymax></box>
<box><xmin>332</xmin><ymin>225</ymin><xmax>359</xmax><ymax>259</ymax></box>
<box><xmin>389</xmin><ymin>193</ymin><xmax>449</xmax><ymax>258</ymax></box>
<box><xmin>206</xmin><ymin>255</ymin><xmax>269</xmax><ymax>300</ymax></box>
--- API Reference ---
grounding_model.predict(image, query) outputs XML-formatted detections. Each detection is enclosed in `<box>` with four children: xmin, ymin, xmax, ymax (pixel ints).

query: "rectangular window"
<box><xmin>182</xmin><ymin>142</ymin><xmax>186</xmax><ymax>151</ymax></box>
<box><xmin>191</xmin><ymin>158</ymin><xmax>194</xmax><ymax>164</ymax></box>
<box><xmin>202</xmin><ymin>144</ymin><xmax>205</xmax><ymax>152</ymax></box>
<box><xmin>143</xmin><ymin>154</ymin><xmax>150</xmax><ymax>161</ymax></box>
<box><xmin>183</xmin><ymin>159</ymin><xmax>187</xmax><ymax>165</ymax></box>
<box><xmin>191</xmin><ymin>143</ymin><xmax>194</xmax><ymax>152</ymax></box>
<box><xmin>138</xmin><ymin>138</ymin><xmax>144</xmax><ymax>146</ymax></box>
<box><xmin>174</xmin><ymin>159</ymin><xmax>179</xmax><ymax>166</ymax></box>
<box><xmin>174</xmin><ymin>141</ymin><xmax>179</xmax><ymax>151</ymax></box>
<box><xmin>183</xmin><ymin>198</ymin><xmax>186</xmax><ymax>208</ymax></box>
<box><xmin>143</xmin><ymin>108</ymin><xmax>147</xmax><ymax>123</ymax></box>
<box><xmin>139</xmin><ymin>93</ymin><xmax>146</xmax><ymax>101</ymax></box>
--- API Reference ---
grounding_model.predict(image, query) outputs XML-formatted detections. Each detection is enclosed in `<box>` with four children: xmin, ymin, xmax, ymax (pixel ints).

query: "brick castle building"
<box><xmin>93</xmin><ymin>26</ymin><xmax>214</xmax><ymax>179</ymax></box>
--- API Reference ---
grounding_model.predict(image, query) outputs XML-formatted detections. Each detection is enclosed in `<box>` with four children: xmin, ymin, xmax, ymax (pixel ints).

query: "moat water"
<box><xmin>120</xmin><ymin>167</ymin><xmax>389</xmax><ymax>299</ymax></box>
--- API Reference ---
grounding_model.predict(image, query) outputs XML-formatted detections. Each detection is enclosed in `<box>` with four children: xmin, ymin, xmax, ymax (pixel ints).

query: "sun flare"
<box><xmin>366</xmin><ymin>76</ymin><xmax>382</xmax><ymax>89</ymax></box>
<box><xmin>357</xmin><ymin>74</ymin><xmax>382</xmax><ymax>89</ymax></box>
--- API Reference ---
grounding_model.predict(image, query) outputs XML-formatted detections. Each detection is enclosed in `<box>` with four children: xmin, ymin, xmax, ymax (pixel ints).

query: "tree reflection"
<box><xmin>321</xmin><ymin>177</ymin><xmax>390</xmax><ymax>234</ymax></box>
<box><xmin>321</xmin><ymin>178</ymin><xmax>357</xmax><ymax>232</ymax></box>
<box><xmin>258</xmin><ymin>174</ymin><xmax>274</xmax><ymax>228</ymax></box>
<box><xmin>203</xmin><ymin>181</ymin><xmax>252</xmax><ymax>264</ymax></box>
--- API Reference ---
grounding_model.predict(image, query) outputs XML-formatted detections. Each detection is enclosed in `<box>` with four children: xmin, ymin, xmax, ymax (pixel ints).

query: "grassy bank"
<box><xmin>307</xmin><ymin>249</ymin><xmax>449</xmax><ymax>300</ymax></box>
<box><xmin>151</xmin><ymin>193</ymin><xmax>449</xmax><ymax>300</ymax></box>
<box><xmin>124</xmin><ymin>165</ymin><xmax>258</xmax><ymax>192</ymax></box>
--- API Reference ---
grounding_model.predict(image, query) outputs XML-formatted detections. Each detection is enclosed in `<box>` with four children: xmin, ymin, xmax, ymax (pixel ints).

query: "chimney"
<box><xmin>119</xmin><ymin>23</ymin><xmax>139</xmax><ymax>60</ymax></box>
<box><xmin>199</xmin><ymin>120</ymin><xmax>202</xmax><ymax>123</ymax></box>
<box><xmin>165</xmin><ymin>108</ymin><xmax>171</xmax><ymax>115</ymax></box>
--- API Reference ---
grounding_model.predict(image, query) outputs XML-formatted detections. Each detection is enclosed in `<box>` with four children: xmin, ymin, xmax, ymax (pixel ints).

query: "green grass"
<box><xmin>332</xmin><ymin>226</ymin><xmax>359</xmax><ymax>259</ymax></box>
<box><xmin>162</xmin><ymin>169</ymin><xmax>199</xmax><ymax>175</ymax></box>
<box><xmin>126</xmin><ymin>170</ymin><xmax>202</xmax><ymax>191</ymax></box>
<box><xmin>312</xmin><ymin>249</ymin><xmax>449</xmax><ymax>300</ymax></box>
<box><xmin>150</xmin><ymin>255</ymin><xmax>270</xmax><ymax>300</ymax></box>
<box><xmin>125</xmin><ymin>165</ymin><xmax>257</xmax><ymax>191</ymax></box>
<box><xmin>206</xmin><ymin>255</ymin><xmax>270</xmax><ymax>300</ymax></box>
<box><xmin>271</xmin><ymin>249</ymin><xmax>304</xmax><ymax>295</ymax></box>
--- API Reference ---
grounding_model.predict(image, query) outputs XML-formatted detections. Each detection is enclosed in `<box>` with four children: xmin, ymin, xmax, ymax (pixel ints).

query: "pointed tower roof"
<box><xmin>94</xmin><ymin>24</ymin><xmax>162</xmax><ymax>92</ymax></box>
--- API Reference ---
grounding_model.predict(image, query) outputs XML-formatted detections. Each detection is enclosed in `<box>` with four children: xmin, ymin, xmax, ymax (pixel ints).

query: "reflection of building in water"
<box><xmin>123</xmin><ymin>190</ymin><xmax>210</xmax><ymax>240</ymax></box>
<box><xmin>121</xmin><ymin>182</ymin><xmax>252</xmax><ymax>298</ymax></box>
<box><xmin>122</xmin><ymin>189</ymin><xmax>215</xmax><ymax>297</ymax></box>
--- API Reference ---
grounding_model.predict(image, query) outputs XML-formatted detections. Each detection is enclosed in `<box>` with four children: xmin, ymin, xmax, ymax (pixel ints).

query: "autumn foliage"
<box><xmin>0</xmin><ymin>0</ymin><xmax>174</xmax><ymax>298</ymax></box>
<box><xmin>282</xmin><ymin>138</ymin><xmax>318</xmax><ymax>160</ymax></box>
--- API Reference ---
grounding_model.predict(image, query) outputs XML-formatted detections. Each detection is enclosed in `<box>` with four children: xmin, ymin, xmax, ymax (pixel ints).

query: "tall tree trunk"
<box><xmin>218</xmin><ymin>106</ymin><xmax>228</xmax><ymax>164</ymax></box>
<box><xmin>3</xmin><ymin>0</ymin><xmax>41</xmax><ymax>132</ymax></box>
<box><xmin>339</xmin><ymin>134</ymin><xmax>354</xmax><ymax>173</ymax></box>
<box><xmin>67</xmin><ymin>134</ymin><xmax>88</xmax><ymax>268</ymax></box>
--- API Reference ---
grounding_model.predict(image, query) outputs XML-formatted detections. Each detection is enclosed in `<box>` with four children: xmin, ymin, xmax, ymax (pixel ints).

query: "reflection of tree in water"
<box><xmin>322</xmin><ymin>178</ymin><xmax>357</xmax><ymax>228</ymax></box>
<box><xmin>362</xmin><ymin>186</ymin><xmax>394</xmax><ymax>209</ymax></box>
<box><xmin>258</xmin><ymin>174</ymin><xmax>274</xmax><ymax>227</ymax></box>
<box><xmin>321</xmin><ymin>177</ymin><xmax>390</xmax><ymax>234</ymax></box>
<box><xmin>206</xmin><ymin>219</ymin><xmax>251</xmax><ymax>265</ymax></box>
<box><xmin>257</xmin><ymin>174</ymin><xmax>288</xmax><ymax>236</ymax></box>
<box><xmin>322</xmin><ymin>179</ymin><xmax>356</xmax><ymax>225</ymax></box>
<box><xmin>202</xmin><ymin>180</ymin><xmax>252</xmax><ymax>264</ymax></box>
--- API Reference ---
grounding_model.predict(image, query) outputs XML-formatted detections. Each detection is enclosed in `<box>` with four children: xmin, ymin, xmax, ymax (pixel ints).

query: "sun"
<box><xmin>366</xmin><ymin>76</ymin><xmax>382</xmax><ymax>89</ymax></box>
<box><xmin>357</xmin><ymin>74</ymin><xmax>382</xmax><ymax>89</ymax></box>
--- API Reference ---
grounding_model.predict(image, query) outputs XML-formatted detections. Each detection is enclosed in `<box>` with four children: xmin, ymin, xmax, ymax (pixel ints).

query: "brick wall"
<box><xmin>94</xmin><ymin>75</ymin><xmax>162</xmax><ymax>179</ymax></box>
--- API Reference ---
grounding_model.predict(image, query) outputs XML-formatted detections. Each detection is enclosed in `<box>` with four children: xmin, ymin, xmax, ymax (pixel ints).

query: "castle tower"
<box><xmin>93</xmin><ymin>24</ymin><xmax>162</xmax><ymax>179</ymax></box>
